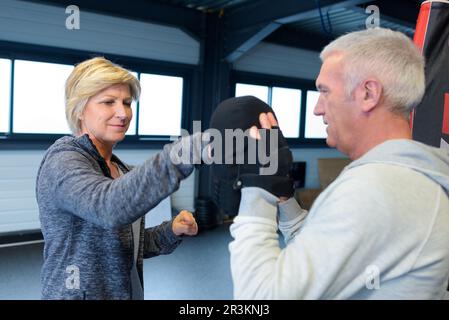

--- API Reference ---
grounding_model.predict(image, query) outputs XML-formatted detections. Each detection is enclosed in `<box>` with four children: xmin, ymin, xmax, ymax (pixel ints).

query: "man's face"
<box><xmin>314</xmin><ymin>53</ymin><xmax>358</xmax><ymax>155</ymax></box>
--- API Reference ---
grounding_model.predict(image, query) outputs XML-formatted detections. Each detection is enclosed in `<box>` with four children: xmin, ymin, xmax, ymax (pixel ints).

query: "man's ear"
<box><xmin>359</xmin><ymin>79</ymin><xmax>382</xmax><ymax>113</ymax></box>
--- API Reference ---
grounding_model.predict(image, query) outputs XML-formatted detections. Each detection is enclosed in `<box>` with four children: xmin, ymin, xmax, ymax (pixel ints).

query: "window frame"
<box><xmin>0</xmin><ymin>57</ymin><xmax>12</xmax><ymax>134</ymax></box>
<box><xmin>0</xmin><ymin>40</ymin><xmax>195</xmax><ymax>149</ymax></box>
<box><xmin>231</xmin><ymin>71</ymin><xmax>328</xmax><ymax>148</ymax></box>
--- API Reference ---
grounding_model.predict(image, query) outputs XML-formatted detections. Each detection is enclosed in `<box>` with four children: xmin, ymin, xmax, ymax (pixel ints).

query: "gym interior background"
<box><xmin>0</xmin><ymin>0</ymin><xmax>429</xmax><ymax>299</ymax></box>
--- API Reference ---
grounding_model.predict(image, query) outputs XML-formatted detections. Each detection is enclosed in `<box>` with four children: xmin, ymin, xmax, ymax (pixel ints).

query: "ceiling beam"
<box><xmin>226</xmin><ymin>0</ymin><xmax>373</xmax><ymax>30</ymax></box>
<box><xmin>223</xmin><ymin>21</ymin><xmax>282</xmax><ymax>62</ymax></box>
<box><xmin>264</xmin><ymin>26</ymin><xmax>333</xmax><ymax>52</ymax></box>
<box><xmin>224</xmin><ymin>0</ymin><xmax>373</xmax><ymax>62</ymax></box>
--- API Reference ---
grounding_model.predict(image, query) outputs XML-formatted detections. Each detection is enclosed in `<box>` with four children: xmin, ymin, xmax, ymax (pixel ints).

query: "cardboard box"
<box><xmin>295</xmin><ymin>158</ymin><xmax>351</xmax><ymax>210</ymax></box>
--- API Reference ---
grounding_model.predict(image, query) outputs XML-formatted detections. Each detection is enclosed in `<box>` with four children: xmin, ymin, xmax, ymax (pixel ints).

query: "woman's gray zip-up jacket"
<box><xmin>36</xmin><ymin>134</ymin><xmax>195</xmax><ymax>299</ymax></box>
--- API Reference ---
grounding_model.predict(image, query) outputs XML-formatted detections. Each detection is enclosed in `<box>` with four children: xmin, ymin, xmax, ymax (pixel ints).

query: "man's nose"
<box><xmin>313</xmin><ymin>102</ymin><xmax>322</xmax><ymax>116</ymax></box>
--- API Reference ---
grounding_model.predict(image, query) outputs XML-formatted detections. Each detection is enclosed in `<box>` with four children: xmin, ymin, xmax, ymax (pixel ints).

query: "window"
<box><xmin>3</xmin><ymin>59</ymin><xmax>185</xmax><ymax>139</ymax></box>
<box><xmin>125</xmin><ymin>72</ymin><xmax>138</xmax><ymax>136</ymax></box>
<box><xmin>235</xmin><ymin>83</ymin><xmax>269</xmax><ymax>103</ymax></box>
<box><xmin>13</xmin><ymin>60</ymin><xmax>73</xmax><ymax>134</ymax></box>
<box><xmin>271</xmin><ymin>87</ymin><xmax>301</xmax><ymax>138</ymax></box>
<box><xmin>0</xmin><ymin>47</ymin><xmax>191</xmax><ymax>143</ymax></box>
<box><xmin>305</xmin><ymin>90</ymin><xmax>327</xmax><ymax>139</ymax></box>
<box><xmin>234</xmin><ymin>81</ymin><xmax>327</xmax><ymax>144</ymax></box>
<box><xmin>0</xmin><ymin>59</ymin><xmax>11</xmax><ymax>133</ymax></box>
<box><xmin>234</xmin><ymin>83</ymin><xmax>301</xmax><ymax>138</ymax></box>
<box><xmin>138</xmin><ymin>73</ymin><xmax>183</xmax><ymax>136</ymax></box>
<box><xmin>126</xmin><ymin>101</ymin><xmax>137</xmax><ymax>136</ymax></box>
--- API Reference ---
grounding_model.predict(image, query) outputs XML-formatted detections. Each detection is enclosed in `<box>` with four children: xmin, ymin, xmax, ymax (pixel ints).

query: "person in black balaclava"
<box><xmin>208</xmin><ymin>95</ymin><xmax>294</xmax><ymax>217</ymax></box>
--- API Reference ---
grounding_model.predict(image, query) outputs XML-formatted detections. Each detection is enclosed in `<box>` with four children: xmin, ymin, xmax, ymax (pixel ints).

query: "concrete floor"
<box><xmin>0</xmin><ymin>222</ymin><xmax>233</xmax><ymax>300</ymax></box>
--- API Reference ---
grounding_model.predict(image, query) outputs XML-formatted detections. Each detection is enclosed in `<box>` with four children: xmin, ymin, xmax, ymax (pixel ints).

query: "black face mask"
<box><xmin>208</xmin><ymin>96</ymin><xmax>277</xmax><ymax>216</ymax></box>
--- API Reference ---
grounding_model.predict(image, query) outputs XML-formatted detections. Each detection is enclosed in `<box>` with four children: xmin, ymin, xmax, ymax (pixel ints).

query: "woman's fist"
<box><xmin>172</xmin><ymin>210</ymin><xmax>198</xmax><ymax>236</ymax></box>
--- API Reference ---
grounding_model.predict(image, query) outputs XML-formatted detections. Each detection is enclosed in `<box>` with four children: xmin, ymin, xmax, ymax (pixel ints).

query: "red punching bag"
<box><xmin>411</xmin><ymin>0</ymin><xmax>449</xmax><ymax>149</ymax></box>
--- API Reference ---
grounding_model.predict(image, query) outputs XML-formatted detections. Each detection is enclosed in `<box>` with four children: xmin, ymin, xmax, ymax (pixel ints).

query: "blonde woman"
<box><xmin>36</xmin><ymin>57</ymin><xmax>198</xmax><ymax>300</ymax></box>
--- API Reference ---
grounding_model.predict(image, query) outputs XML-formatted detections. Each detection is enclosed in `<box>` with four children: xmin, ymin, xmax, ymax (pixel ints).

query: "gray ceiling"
<box><xmin>289</xmin><ymin>5</ymin><xmax>416</xmax><ymax>38</ymax></box>
<box><xmin>154</xmin><ymin>0</ymin><xmax>420</xmax><ymax>38</ymax></box>
<box><xmin>152</xmin><ymin>0</ymin><xmax>259</xmax><ymax>11</ymax></box>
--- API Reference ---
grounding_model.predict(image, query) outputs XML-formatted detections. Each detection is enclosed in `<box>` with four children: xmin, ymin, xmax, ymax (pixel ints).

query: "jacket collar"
<box><xmin>74</xmin><ymin>134</ymin><xmax>130</xmax><ymax>175</ymax></box>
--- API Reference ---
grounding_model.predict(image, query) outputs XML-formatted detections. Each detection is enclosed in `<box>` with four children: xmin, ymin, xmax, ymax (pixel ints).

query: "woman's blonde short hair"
<box><xmin>65</xmin><ymin>57</ymin><xmax>141</xmax><ymax>135</ymax></box>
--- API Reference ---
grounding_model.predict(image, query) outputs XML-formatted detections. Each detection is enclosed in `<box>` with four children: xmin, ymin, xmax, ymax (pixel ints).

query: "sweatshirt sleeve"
<box><xmin>278</xmin><ymin>197</ymin><xmax>308</xmax><ymax>244</ymax></box>
<box><xmin>143</xmin><ymin>220</ymin><xmax>182</xmax><ymax>258</ymax></box>
<box><xmin>229</xmin><ymin>177</ymin><xmax>385</xmax><ymax>299</ymax></box>
<box><xmin>39</xmin><ymin>136</ymin><xmax>196</xmax><ymax>229</ymax></box>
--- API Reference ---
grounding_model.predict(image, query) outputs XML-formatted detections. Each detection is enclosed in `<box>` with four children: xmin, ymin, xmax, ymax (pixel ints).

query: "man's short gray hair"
<box><xmin>320</xmin><ymin>28</ymin><xmax>425</xmax><ymax>117</ymax></box>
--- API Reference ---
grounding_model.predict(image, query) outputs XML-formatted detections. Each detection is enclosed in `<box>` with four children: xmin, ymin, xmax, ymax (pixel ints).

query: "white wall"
<box><xmin>0</xmin><ymin>148</ymin><xmax>195</xmax><ymax>234</ymax></box>
<box><xmin>0</xmin><ymin>150</ymin><xmax>43</xmax><ymax>233</ymax></box>
<box><xmin>233</xmin><ymin>42</ymin><xmax>321</xmax><ymax>80</ymax></box>
<box><xmin>0</xmin><ymin>0</ymin><xmax>200</xmax><ymax>64</ymax></box>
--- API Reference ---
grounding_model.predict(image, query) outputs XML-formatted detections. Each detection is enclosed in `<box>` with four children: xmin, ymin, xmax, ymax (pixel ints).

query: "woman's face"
<box><xmin>80</xmin><ymin>84</ymin><xmax>132</xmax><ymax>147</ymax></box>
